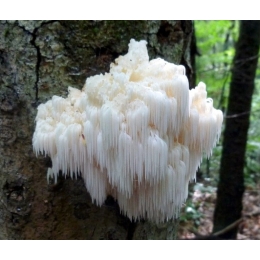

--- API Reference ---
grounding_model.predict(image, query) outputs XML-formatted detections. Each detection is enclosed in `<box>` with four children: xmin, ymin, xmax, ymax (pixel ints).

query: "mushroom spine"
<box><xmin>33</xmin><ymin>39</ymin><xmax>223</xmax><ymax>223</ymax></box>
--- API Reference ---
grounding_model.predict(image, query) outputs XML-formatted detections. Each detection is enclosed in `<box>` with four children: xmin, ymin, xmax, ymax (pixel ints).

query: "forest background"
<box><xmin>178</xmin><ymin>20</ymin><xmax>260</xmax><ymax>239</ymax></box>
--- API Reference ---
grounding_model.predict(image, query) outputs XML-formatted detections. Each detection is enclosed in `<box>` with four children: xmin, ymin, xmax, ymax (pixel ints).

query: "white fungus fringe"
<box><xmin>32</xmin><ymin>39</ymin><xmax>223</xmax><ymax>223</ymax></box>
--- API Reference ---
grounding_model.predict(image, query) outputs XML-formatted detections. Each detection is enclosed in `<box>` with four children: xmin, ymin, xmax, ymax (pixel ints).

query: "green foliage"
<box><xmin>194</xmin><ymin>21</ymin><xmax>237</xmax><ymax>182</ymax></box>
<box><xmin>199</xmin><ymin>145</ymin><xmax>222</xmax><ymax>184</ymax></box>
<box><xmin>180</xmin><ymin>198</ymin><xmax>202</xmax><ymax>227</ymax></box>
<box><xmin>195</xmin><ymin>21</ymin><xmax>239</xmax><ymax>109</ymax></box>
<box><xmin>195</xmin><ymin>20</ymin><xmax>260</xmax><ymax>188</ymax></box>
<box><xmin>180</xmin><ymin>183</ymin><xmax>216</xmax><ymax>227</ymax></box>
<box><xmin>181</xmin><ymin>20</ymin><xmax>260</xmax><ymax>236</ymax></box>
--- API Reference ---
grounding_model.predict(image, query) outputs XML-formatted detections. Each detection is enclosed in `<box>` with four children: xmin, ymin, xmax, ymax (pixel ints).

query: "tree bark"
<box><xmin>213</xmin><ymin>21</ymin><xmax>260</xmax><ymax>239</ymax></box>
<box><xmin>0</xmin><ymin>20</ymin><xmax>192</xmax><ymax>239</ymax></box>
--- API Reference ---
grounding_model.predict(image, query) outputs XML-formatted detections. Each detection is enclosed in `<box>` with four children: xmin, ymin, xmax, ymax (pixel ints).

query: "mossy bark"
<box><xmin>0</xmin><ymin>20</ymin><xmax>192</xmax><ymax>239</ymax></box>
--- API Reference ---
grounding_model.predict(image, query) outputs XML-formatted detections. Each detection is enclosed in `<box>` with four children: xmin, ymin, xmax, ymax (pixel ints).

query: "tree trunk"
<box><xmin>213</xmin><ymin>21</ymin><xmax>260</xmax><ymax>239</ymax></box>
<box><xmin>0</xmin><ymin>20</ymin><xmax>192</xmax><ymax>239</ymax></box>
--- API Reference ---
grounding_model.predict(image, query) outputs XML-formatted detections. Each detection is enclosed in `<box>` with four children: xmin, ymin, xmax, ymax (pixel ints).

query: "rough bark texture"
<box><xmin>213</xmin><ymin>21</ymin><xmax>260</xmax><ymax>239</ymax></box>
<box><xmin>0</xmin><ymin>20</ymin><xmax>192</xmax><ymax>239</ymax></box>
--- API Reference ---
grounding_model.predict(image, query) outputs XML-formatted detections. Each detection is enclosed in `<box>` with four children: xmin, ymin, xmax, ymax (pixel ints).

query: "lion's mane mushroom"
<box><xmin>33</xmin><ymin>39</ymin><xmax>223</xmax><ymax>223</ymax></box>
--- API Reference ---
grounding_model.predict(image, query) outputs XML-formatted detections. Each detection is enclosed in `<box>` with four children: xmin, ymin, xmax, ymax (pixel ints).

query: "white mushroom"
<box><xmin>33</xmin><ymin>39</ymin><xmax>223</xmax><ymax>223</ymax></box>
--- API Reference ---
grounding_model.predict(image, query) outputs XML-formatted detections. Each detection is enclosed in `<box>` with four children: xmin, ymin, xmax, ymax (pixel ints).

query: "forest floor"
<box><xmin>177</xmin><ymin>182</ymin><xmax>260</xmax><ymax>239</ymax></box>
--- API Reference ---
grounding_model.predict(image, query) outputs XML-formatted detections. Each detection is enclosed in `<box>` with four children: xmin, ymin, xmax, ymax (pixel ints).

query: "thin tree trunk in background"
<box><xmin>0</xmin><ymin>20</ymin><xmax>192</xmax><ymax>239</ymax></box>
<box><xmin>213</xmin><ymin>21</ymin><xmax>260</xmax><ymax>239</ymax></box>
<box><xmin>188</xmin><ymin>21</ymin><xmax>200</xmax><ymax>89</ymax></box>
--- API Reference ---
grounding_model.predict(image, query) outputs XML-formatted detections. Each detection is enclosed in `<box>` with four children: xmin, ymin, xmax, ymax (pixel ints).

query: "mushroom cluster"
<box><xmin>33</xmin><ymin>39</ymin><xmax>223</xmax><ymax>222</ymax></box>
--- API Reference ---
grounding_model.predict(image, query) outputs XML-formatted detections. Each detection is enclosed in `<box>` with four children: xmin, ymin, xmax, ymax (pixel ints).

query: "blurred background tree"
<box><xmin>180</xmin><ymin>21</ymin><xmax>260</xmax><ymax>239</ymax></box>
<box><xmin>213</xmin><ymin>20</ymin><xmax>260</xmax><ymax>239</ymax></box>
